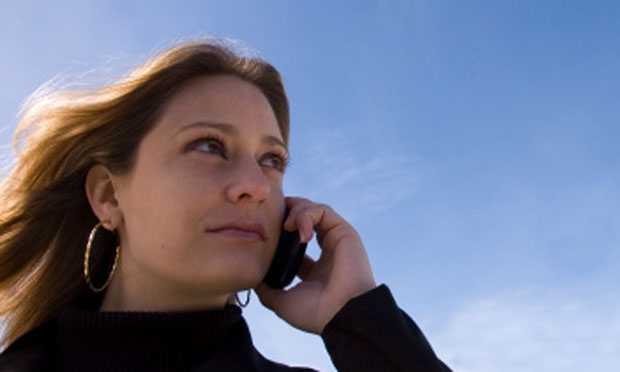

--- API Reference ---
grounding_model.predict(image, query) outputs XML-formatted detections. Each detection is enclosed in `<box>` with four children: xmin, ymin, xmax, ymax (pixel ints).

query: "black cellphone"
<box><xmin>263</xmin><ymin>211</ymin><xmax>308</xmax><ymax>289</ymax></box>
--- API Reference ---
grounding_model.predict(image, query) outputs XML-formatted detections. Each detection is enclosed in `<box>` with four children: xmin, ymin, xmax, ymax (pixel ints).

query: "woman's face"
<box><xmin>109</xmin><ymin>75</ymin><xmax>287</xmax><ymax>308</ymax></box>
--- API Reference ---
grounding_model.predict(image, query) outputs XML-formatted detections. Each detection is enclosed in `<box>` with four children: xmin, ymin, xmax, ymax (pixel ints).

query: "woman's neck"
<box><xmin>98</xmin><ymin>268</ymin><xmax>231</xmax><ymax>312</ymax></box>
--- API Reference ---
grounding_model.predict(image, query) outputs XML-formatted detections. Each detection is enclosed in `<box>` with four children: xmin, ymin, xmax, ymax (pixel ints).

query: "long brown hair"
<box><xmin>0</xmin><ymin>40</ymin><xmax>289</xmax><ymax>348</ymax></box>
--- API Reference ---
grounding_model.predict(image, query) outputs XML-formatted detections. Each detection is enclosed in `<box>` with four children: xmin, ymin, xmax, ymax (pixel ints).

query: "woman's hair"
<box><xmin>0</xmin><ymin>40</ymin><xmax>290</xmax><ymax>348</ymax></box>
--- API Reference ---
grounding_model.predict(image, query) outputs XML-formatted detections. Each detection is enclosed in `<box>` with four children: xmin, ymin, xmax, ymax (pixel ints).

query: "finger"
<box><xmin>299</xmin><ymin>211</ymin><xmax>315</xmax><ymax>243</ymax></box>
<box><xmin>286</xmin><ymin>204</ymin><xmax>326</xmax><ymax>242</ymax></box>
<box><xmin>284</xmin><ymin>196</ymin><xmax>307</xmax><ymax>208</ymax></box>
<box><xmin>285</xmin><ymin>198</ymin><xmax>353</xmax><ymax>246</ymax></box>
<box><xmin>283</xmin><ymin>197</ymin><xmax>313</xmax><ymax>231</ymax></box>
<box><xmin>296</xmin><ymin>204</ymin><xmax>330</xmax><ymax>236</ymax></box>
<box><xmin>296</xmin><ymin>204</ymin><xmax>356</xmax><ymax>249</ymax></box>
<box><xmin>254</xmin><ymin>282</ymin><xmax>282</xmax><ymax>311</ymax></box>
<box><xmin>286</xmin><ymin>205</ymin><xmax>316</xmax><ymax>242</ymax></box>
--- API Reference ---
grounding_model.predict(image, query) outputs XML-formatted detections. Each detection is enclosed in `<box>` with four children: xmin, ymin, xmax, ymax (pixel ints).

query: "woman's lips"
<box><xmin>209</xmin><ymin>228</ymin><xmax>264</xmax><ymax>241</ymax></box>
<box><xmin>206</xmin><ymin>220</ymin><xmax>267</xmax><ymax>241</ymax></box>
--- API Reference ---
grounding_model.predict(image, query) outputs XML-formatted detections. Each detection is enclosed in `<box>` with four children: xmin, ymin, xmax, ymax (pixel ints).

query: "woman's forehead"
<box><xmin>156</xmin><ymin>74</ymin><xmax>282</xmax><ymax>141</ymax></box>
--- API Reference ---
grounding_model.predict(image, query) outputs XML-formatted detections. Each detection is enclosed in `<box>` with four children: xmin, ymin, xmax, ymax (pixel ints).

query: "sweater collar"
<box><xmin>55</xmin><ymin>291</ymin><xmax>247</xmax><ymax>372</ymax></box>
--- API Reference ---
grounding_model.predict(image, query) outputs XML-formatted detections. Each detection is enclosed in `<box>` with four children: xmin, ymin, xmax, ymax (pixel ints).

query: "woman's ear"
<box><xmin>85</xmin><ymin>165</ymin><xmax>123</xmax><ymax>230</ymax></box>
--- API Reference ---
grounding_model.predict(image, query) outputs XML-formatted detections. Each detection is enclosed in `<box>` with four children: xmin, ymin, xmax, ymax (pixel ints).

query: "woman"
<box><xmin>0</xmin><ymin>40</ymin><xmax>451</xmax><ymax>371</ymax></box>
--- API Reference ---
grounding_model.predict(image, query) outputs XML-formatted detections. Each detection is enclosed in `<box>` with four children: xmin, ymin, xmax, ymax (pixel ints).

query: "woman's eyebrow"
<box><xmin>261</xmin><ymin>136</ymin><xmax>288</xmax><ymax>152</ymax></box>
<box><xmin>176</xmin><ymin>121</ymin><xmax>288</xmax><ymax>152</ymax></box>
<box><xmin>176</xmin><ymin>121</ymin><xmax>236</xmax><ymax>136</ymax></box>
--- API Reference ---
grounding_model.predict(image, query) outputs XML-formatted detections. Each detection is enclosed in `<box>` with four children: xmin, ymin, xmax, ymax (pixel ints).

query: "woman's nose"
<box><xmin>224</xmin><ymin>156</ymin><xmax>271</xmax><ymax>203</ymax></box>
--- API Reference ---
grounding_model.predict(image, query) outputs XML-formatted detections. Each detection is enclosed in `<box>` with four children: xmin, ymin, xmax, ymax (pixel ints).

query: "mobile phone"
<box><xmin>263</xmin><ymin>211</ymin><xmax>308</xmax><ymax>289</ymax></box>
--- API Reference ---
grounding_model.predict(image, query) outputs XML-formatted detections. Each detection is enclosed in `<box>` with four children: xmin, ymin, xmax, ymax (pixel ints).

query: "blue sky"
<box><xmin>1</xmin><ymin>1</ymin><xmax>619</xmax><ymax>371</ymax></box>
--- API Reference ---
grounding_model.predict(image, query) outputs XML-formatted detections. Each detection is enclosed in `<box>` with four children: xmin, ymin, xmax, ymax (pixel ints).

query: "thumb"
<box><xmin>254</xmin><ymin>282</ymin><xmax>284</xmax><ymax>311</ymax></box>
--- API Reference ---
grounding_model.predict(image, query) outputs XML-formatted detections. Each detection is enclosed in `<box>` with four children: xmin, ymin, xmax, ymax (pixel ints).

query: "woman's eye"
<box><xmin>261</xmin><ymin>153</ymin><xmax>288</xmax><ymax>172</ymax></box>
<box><xmin>190</xmin><ymin>137</ymin><xmax>226</xmax><ymax>157</ymax></box>
<box><xmin>188</xmin><ymin>137</ymin><xmax>287</xmax><ymax>172</ymax></box>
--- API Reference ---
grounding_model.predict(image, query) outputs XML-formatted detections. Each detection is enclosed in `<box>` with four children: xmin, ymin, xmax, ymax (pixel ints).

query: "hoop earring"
<box><xmin>83</xmin><ymin>222</ymin><xmax>120</xmax><ymax>292</ymax></box>
<box><xmin>235</xmin><ymin>289</ymin><xmax>251</xmax><ymax>308</ymax></box>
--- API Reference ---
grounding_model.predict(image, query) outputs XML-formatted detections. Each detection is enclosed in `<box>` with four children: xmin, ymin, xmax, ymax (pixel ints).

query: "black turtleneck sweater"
<box><xmin>0</xmin><ymin>285</ymin><xmax>452</xmax><ymax>372</ymax></box>
<box><xmin>56</xmin><ymin>304</ymin><xmax>271</xmax><ymax>371</ymax></box>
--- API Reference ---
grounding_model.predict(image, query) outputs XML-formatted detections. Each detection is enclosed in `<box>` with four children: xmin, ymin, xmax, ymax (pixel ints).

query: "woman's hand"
<box><xmin>254</xmin><ymin>196</ymin><xmax>376</xmax><ymax>334</ymax></box>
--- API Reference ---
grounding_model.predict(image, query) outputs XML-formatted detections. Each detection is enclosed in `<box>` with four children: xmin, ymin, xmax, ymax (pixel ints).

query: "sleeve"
<box><xmin>320</xmin><ymin>284</ymin><xmax>452</xmax><ymax>372</ymax></box>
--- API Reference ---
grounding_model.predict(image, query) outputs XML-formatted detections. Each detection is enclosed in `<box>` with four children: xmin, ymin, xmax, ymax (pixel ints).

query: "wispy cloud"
<box><xmin>430</xmin><ymin>288</ymin><xmax>620</xmax><ymax>372</ymax></box>
<box><xmin>286</xmin><ymin>126</ymin><xmax>431</xmax><ymax>222</ymax></box>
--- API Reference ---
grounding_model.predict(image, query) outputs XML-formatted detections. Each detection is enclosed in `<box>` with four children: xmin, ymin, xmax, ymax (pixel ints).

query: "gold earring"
<box><xmin>83</xmin><ymin>222</ymin><xmax>120</xmax><ymax>292</ymax></box>
<box><xmin>235</xmin><ymin>289</ymin><xmax>251</xmax><ymax>307</ymax></box>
